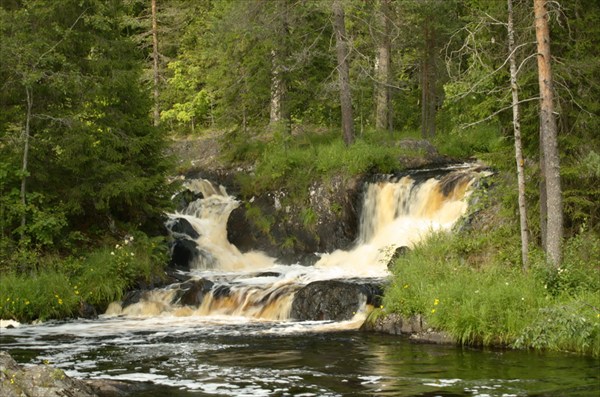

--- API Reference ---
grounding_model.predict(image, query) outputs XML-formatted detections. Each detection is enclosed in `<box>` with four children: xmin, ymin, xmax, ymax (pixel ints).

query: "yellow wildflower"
<box><xmin>434</xmin><ymin>299</ymin><xmax>439</xmax><ymax>306</ymax></box>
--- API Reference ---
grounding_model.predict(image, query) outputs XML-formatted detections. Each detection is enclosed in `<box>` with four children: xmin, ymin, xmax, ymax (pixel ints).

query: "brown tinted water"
<box><xmin>1</xmin><ymin>317</ymin><xmax>598</xmax><ymax>396</ymax></box>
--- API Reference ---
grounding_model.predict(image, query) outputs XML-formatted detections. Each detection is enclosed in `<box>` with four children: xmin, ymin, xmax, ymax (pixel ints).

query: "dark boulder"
<box><xmin>77</xmin><ymin>302</ymin><xmax>98</xmax><ymax>319</ymax></box>
<box><xmin>121</xmin><ymin>290</ymin><xmax>150</xmax><ymax>309</ymax></box>
<box><xmin>173</xmin><ymin>279</ymin><xmax>215</xmax><ymax>307</ymax></box>
<box><xmin>226</xmin><ymin>174</ymin><xmax>362</xmax><ymax>263</ymax></box>
<box><xmin>169</xmin><ymin>239</ymin><xmax>197</xmax><ymax>271</ymax></box>
<box><xmin>166</xmin><ymin>217</ymin><xmax>200</xmax><ymax>239</ymax></box>
<box><xmin>387</xmin><ymin>246</ymin><xmax>409</xmax><ymax>269</ymax></box>
<box><xmin>290</xmin><ymin>279</ymin><xmax>384</xmax><ymax>321</ymax></box>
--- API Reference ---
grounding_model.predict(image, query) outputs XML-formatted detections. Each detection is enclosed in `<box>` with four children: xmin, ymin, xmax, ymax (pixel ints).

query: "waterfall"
<box><xmin>315</xmin><ymin>168</ymin><xmax>477</xmax><ymax>277</ymax></box>
<box><xmin>106</xmin><ymin>165</ymin><xmax>484</xmax><ymax>323</ymax></box>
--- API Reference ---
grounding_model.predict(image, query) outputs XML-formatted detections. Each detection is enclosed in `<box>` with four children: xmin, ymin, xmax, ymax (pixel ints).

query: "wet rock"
<box><xmin>174</xmin><ymin>279</ymin><xmax>215</xmax><ymax>306</ymax></box>
<box><xmin>409</xmin><ymin>331</ymin><xmax>455</xmax><ymax>344</ymax></box>
<box><xmin>252</xmin><ymin>271</ymin><xmax>281</xmax><ymax>278</ymax></box>
<box><xmin>121</xmin><ymin>290</ymin><xmax>148</xmax><ymax>308</ymax></box>
<box><xmin>166</xmin><ymin>217</ymin><xmax>200</xmax><ymax>239</ymax></box>
<box><xmin>361</xmin><ymin>313</ymin><xmax>454</xmax><ymax>345</ymax></box>
<box><xmin>361</xmin><ymin>312</ymin><xmax>405</xmax><ymax>335</ymax></box>
<box><xmin>171</xmin><ymin>190</ymin><xmax>203</xmax><ymax>213</ymax></box>
<box><xmin>387</xmin><ymin>246</ymin><xmax>409</xmax><ymax>269</ymax></box>
<box><xmin>0</xmin><ymin>351</ymin><xmax>152</xmax><ymax>397</ymax></box>
<box><xmin>78</xmin><ymin>302</ymin><xmax>98</xmax><ymax>319</ymax></box>
<box><xmin>226</xmin><ymin>174</ymin><xmax>362</xmax><ymax>263</ymax></box>
<box><xmin>0</xmin><ymin>351</ymin><xmax>97</xmax><ymax>397</ymax></box>
<box><xmin>290</xmin><ymin>279</ymin><xmax>384</xmax><ymax>321</ymax></box>
<box><xmin>169</xmin><ymin>239</ymin><xmax>197</xmax><ymax>271</ymax></box>
<box><xmin>212</xmin><ymin>285</ymin><xmax>232</xmax><ymax>299</ymax></box>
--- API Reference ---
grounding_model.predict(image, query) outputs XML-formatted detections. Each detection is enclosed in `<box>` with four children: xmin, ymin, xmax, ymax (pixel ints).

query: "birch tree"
<box><xmin>507</xmin><ymin>0</ymin><xmax>529</xmax><ymax>269</ymax></box>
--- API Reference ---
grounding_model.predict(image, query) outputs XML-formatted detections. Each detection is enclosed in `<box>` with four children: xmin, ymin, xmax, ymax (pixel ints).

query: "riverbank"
<box><xmin>0</xmin><ymin>351</ymin><xmax>149</xmax><ymax>397</ymax></box>
<box><xmin>368</xmin><ymin>205</ymin><xmax>600</xmax><ymax>357</ymax></box>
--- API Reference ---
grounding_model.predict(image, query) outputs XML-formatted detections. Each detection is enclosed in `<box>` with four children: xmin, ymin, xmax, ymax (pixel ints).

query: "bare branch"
<box><xmin>34</xmin><ymin>9</ymin><xmax>89</xmax><ymax>69</ymax></box>
<box><xmin>447</xmin><ymin>41</ymin><xmax>535</xmax><ymax>101</ymax></box>
<box><xmin>459</xmin><ymin>96</ymin><xmax>540</xmax><ymax>129</ymax></box>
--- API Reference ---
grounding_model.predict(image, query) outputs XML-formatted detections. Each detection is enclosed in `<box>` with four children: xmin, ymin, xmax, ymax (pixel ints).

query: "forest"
<box><xmin>0</xmin><ymin>0</ymin><xmax>599</xmax><ymax>355</ymax></box>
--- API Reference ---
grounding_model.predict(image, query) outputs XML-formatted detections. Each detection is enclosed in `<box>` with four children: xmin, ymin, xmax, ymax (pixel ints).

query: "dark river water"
<box><xmin>1</xmin><ymin>316</ymin><xmax>598</xmax><ymax>396</ymax></box>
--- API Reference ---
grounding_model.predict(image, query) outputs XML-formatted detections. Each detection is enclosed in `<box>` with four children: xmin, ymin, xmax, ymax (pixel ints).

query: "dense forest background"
<box><xmin>1</xmin><ymin>0</ymin><xmax>599</xmax><ymax>336</ymax></box>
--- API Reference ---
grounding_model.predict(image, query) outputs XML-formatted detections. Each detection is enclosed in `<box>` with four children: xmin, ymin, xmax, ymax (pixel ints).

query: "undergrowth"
<box><xmin>224</xmin><ymin>127</ymin><xmax>420</xmax><ymax>200</ymax></box>
<box><xmin>0</xmin><ymin>233</ymin><xmax>168</xmax><ymax>322</ymax></box>
<box><xmin>383</xmin><ymin>228</ymin><xmax>600</xmax><ymax>356</ymax></box>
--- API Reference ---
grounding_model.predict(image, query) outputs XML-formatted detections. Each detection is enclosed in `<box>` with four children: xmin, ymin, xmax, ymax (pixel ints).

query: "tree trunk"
<box><xmin>534</xmin><ymin>0</ymin><xmax>563</xmax><ymax>267</ymax></box>
<box><xmin>420</xmin><ymin>52</ymin><xmax>429</xmax><ymax>138</ymax></box>
<box><xmin>20</xmin><ymin>86</ymin><xmax>33</xmax><ymax>232</ymax></box>
<box><xmin>151</xmin><ymin>0</ymin><xmax>160</xmax><ymax>127</ymax></box>
<box><xmin>269</xmin><ymin>0</ymin><xmax>289</xmax><ymax>132</ymax></box>
<box><xmin>375</xmin><ymin>0</ymin><xmax>391</xmax><ymax>132</ymax></box>
<box><xmin>507</xmin><ymin>0</ymin><xmax>529</xmax><ymax>270</ymax></box>
<box><xmin>420</xmin><ymin>21</ymin><xmax>436</xmax><ymax>139</ymax></box>
<box><xmin>332</xmin><ymin>0</ymin><xmax>355</xmax><ymax>146</ymax></box>
<box><xmin>269</xmin><ymin>49</ymin><xmax>284</xmax><ymax>124</ymax></box>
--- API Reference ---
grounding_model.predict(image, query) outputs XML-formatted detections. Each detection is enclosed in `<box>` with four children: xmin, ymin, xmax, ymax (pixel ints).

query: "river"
<box><xmin>1</xmin><ymin>316</ymin><xmax>598</xmax><ymax>396</ymax></box>
<box><xmin>1</xmin><ymin>167</ymin><xmax>598</xmax><ymax>395</ymax></box>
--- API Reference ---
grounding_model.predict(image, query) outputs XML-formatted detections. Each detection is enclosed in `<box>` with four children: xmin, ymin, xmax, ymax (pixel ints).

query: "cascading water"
<box><xmin>106</xmin><ymin>164</ymin><xmax>485</xmax><ymax>325</ymax></box>
<box><xmin>4</xmin><ymin>165</ymin><xmax>598</xmax><ymax>397</ymax></box>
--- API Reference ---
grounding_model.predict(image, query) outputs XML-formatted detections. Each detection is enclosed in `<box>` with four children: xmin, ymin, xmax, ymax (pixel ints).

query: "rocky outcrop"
<box><xmin>0</xmin><ymin>351</ymin><xmax>150</xmax><ymax>397</ymax></box>
<box><xmin>226</xmin><ymin>173</ymin><xmax>362</xmax><ymax>264</ymax></box>
<box><xmin>290</xmin><ymin>279</ymin><xmax>384</xmax><ymax>321</ymax></box>
<box><xmin>360</xmin><ymin>312</ymin><xmax>454</xmax><ymax>344</ymax></box>
<box><xmin>0</xmin><ymin>351</ymin><xmax>96</xmax><ymax>397</ymax></box>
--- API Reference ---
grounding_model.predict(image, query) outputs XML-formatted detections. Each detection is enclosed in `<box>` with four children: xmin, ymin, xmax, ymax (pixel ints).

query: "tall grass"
<box><xmin>0</xmin><ymin>233</ymin><xmax>168</xmax><ymax>322</ymax></box>
<box><xmin>383</xmin><ymin>229</ymin><xmax>600</xmax><ymax>356</ymax></box>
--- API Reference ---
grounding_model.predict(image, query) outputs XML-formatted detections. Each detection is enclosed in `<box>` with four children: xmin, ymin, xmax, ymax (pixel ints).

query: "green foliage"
<box><xmin>531</xmin><ymin>231</ymin><xmax>600</xmax><ymax>297</ymax></box>
<box><xmin>0</xmin><ymin>0</ymin><xmax>175</xmax><ymax>264</ymax></box>
<box><xmin>433</xmin><ymin>123</ymin><xmax>507</xmax><ymax>159</ymax></box>
<box><xmin>0</xmin><ymin>233</ymin><xmax>168</xmax><ymax>322</ymax></box>
<box><xmin>233</xmin><ymin>128</ymin><xmax>415</xmax><ymax>201</ymax></box>
<box><xmin>300</xmin><ymin>208</ymin><xmax>317</xmax><ymax>229</ymax></box>
<box><xmin>0</xmin><ymin>270</ymin><xmax>79</xmax><ymax>322</ymax></box>
<box><xmin>384</xmin><ymin>226</ymin><xmax>600</xmax><ymax>356</ymax></box>
<box><xmin>244</xmin><ymin>203</ymin><xmax>274</xmax><ymax>237</ymax></box>
<box><xmin>513</xmin><ymin>295</ymin><xmax>600</xmax><ymax>357</ymax></box>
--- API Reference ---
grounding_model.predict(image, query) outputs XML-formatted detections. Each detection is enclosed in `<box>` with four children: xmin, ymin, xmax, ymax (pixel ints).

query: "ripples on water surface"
<box><xmin>1</xmin><ymin>316</ymin><xmax>599</xmax><ymax>396</ymax></box>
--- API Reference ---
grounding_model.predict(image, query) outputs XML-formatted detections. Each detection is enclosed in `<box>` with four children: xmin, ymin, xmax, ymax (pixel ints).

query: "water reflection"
<box><xmin>2</xmin><ymin>319</ymin><xmax>599</xmax><ymax>396</ymax></box>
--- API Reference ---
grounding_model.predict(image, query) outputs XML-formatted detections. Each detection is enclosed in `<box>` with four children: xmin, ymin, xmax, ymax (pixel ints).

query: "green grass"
<box><xmin>0</xmin><ymin>233</ymin><xmax>168</xmax><ymax>322</ymax></box>
<box><xmin>383</xmin><ymin>228</ymin><xmax>600</xmax><ymax>356</ymax></box>
<box><xmin>224</xmin><ymin>127</ymin><xmax>419</xmax><ymax>200</ymax></box>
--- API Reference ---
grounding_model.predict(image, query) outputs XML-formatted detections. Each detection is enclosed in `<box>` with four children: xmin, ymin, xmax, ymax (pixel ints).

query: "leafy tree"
<box><xmin>0</xmin><ymin>0</ymin><xmax>173</xmax><ymax>267</ymax></box>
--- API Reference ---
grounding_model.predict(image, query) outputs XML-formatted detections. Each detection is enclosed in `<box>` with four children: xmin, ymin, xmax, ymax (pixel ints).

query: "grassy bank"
<box><xmin>222</xmin><ymin>127</ymin><xmax>424</xmax><ymax>199</ymax></box>
<box><xmin>0</xmin><ymin>233</ymin><xmax>168</xmax><ymax>322</ymax></box>
<box><xmin>380</xmin><ymin>222</ymin><xmax>600</xmax><ymax>356</ymax></box>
